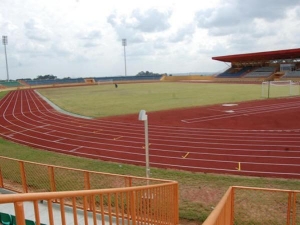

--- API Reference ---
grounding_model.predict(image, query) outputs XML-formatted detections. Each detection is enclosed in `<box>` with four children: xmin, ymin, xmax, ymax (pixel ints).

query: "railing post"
<box><xmin>14</xmin><ymin>202</ymin><xmax>26</xmax><ymax>225</ymax></box>
<box><xmin>19</xmin><ymin>161</ymin><xmax>28</xmax><ymax>193</ymax></box>
<box><xmin>84</xmin><ymin>171</ymin><xmax>92</xmax><ymax>210</ymax></box>
<box><xmin>33</xmin><ymin>201</ymin><xmax>41</xmax><ymax>225</ymax></box>
<box><xmin>0</xmin><ymin>168</ymin><xmax>4</xmax><ymax>188</ymax></box>
<box><xmin>231</xmin><ymin>187</ymin><xmax>235</xmax><ymax>225</ymax></box>
<box><xmin>130</xmin><ymin>191</ymin><xmax>137</xmax><ymax>225</ymax></box>
<box><xmin>173</xmin><ymin>183</ymin><xmax>179</xmax><ymax>225</ymax></box>
<box><xmin>292</xmin><ymin>192</ymin><xmax>297</xmax><ymax>225</ymax></box>
<box><xmin>287</xmin><ymin>192</ymin><xmax>292</xmax><ymax>225</ymax></box>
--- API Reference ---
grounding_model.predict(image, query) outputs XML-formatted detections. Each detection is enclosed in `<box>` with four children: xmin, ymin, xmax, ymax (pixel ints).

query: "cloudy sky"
<box><xmin>1</xmin><ymin>0</ymin><xmax>300</xmax><ymax>79</ymax></box>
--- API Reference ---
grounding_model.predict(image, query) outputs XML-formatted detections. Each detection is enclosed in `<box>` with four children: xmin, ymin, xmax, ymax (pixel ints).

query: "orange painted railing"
<box><xmin>203</xmin><ymin>186</ymin><xmax>300</xmax><ymax>225</ymax></box>
<box><xmin>202</xmin><ymin>187</ymin><xmax>233</xmax><ymax>225</ymax></box>
<box><xmin>0</xmin><ymin>156</ymin><xmax>179</xmax><ymax>225</ymax></box>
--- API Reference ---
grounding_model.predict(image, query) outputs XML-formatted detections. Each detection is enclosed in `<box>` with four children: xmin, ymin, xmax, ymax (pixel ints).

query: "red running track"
<box><xmin>0</xmin><ymin>89</ymin><xmax>300</xmax><ymax>179</ymax></box>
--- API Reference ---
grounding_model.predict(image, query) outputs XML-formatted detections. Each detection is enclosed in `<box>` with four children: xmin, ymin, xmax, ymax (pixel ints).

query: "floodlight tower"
<box><xmin>2</xmin><ymin>36</ymin><xmax>9</xmax><ymax>82</ymax></box>
<box><xmin>122</xmin><ymin>38</ymin><xmax>127</xmax><ymax>76</ymax></box>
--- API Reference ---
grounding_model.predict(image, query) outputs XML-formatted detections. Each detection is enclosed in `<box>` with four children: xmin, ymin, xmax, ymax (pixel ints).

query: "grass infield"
<box><xmin>1</xmin><ymin>83</ymin><xmax>300</xmax><ymax>223</ymax></box>
<box><xmin>38</xmin><ymin>82</ymin><xmax>262</xmax><ymax>117</ymax></box>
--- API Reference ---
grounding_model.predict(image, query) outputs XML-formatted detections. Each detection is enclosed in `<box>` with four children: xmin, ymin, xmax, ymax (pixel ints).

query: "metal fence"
<box><xmin>0</xmin><ymin>156</ymin><xmax>179</xmax><ymax>225</ymax></box>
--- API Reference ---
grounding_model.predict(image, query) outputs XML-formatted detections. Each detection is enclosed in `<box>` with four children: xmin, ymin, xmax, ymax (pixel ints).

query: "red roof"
<box><xmin>212</xmin><ymin>48</ymin><xmax>300</xmax><ymax>63</ymax></box>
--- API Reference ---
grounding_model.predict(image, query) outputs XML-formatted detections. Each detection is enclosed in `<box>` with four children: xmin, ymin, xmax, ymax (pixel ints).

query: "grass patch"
<box><xmin>0</xmin><ymin>91</ymin><xmax>9</xmax><ymax>99</ymax></box>
<box><xmin>37</xmin><ymin>83</ymin><xmax>262</xmax><ymax>117</ymax></box>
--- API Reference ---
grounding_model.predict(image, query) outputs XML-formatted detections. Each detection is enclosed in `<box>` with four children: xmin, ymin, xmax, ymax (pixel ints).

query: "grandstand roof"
<box><xmin>212</xmin><ymin>48</ymin><xmax>300</xmax><ymax>63</ymax></box>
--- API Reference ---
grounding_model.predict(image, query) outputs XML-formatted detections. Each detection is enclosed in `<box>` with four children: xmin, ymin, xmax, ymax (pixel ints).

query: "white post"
<box><xmin>144</xmin><ymin>119</ymin><xmax>150</xmax><ymax>179</ymax></box>
<box><xmin>138</xmin><ymin>110</ymin><xmax>150</xmax><ymax>179</ymax></box>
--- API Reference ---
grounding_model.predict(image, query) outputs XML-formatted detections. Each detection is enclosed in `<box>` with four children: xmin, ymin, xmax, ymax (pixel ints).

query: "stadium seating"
<box><xmin>283</xmin><ymin>70</ymin><xmax>300</xmax><ymax>78</ymax></box>
<box><xmin>94</xmin><ymin>75</ymin><xmax>163</xmax><ymax>83</ymax></box>
<box><xmin>0</xmin><ymin>81</ymin><xmax>22</xmax><ymax>87</ymax></box>
<box><xmin>1</xmin><ymin>212</ymin><xmax>46</xmax><ymax>225</ymax></box>
<box><xmin>22</xmin><ymin>75</ymin><xmax>162</xmax><ymax>86</ymax></box>
<box><xmin>243</xmin><ymin>66</ymin><xmax>276</xmax><ymax>78</ymax></box>
<box><xmin>0</xmin><ymin>212</ymin><xmax>12</xmax><ymax>225</ymax></box>
<box><xmin>24</xmin><ymin>78</ymin><xmax>85</xmax><ymax>86</ymax></box>
<box><xmin>217</xmin><ymin>66</ymin><xmax>253</xmax><ymax>78</ymax></box>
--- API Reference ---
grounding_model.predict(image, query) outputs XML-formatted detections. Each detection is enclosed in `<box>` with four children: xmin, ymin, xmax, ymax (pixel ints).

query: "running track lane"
<box><xmin>0</xmin><ymin>89</ymin><xmax>299</xmax><ymax>179</ymax></box>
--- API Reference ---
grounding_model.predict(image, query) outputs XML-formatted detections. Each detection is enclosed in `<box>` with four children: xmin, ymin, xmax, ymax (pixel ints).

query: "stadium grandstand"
<box><xmin>23</xmin><ymin>78</ymin><xmax>85</xmax><ymax>86</ymax></box>
<box><xmin>14</xmin><ymin>75</ymin><xmax>163</xmax><ymax>87</ymax></box>
<box><xmin>93</xmin><ymin>74</ymin><xmax>163</xmax><ymax>83</ymax></box>
<box><xmin>213</xmin><ymin>48</ymin><xmax>300</xmax><ymax>82</ymax></box>
<box><xmin>1</xmin><ymin>49</ymin><xmax>300</xmax><ymax>90</ymax></box>
<box><xmin>0</xmin><ymin>80</ymin><xmax>22</xmax><ymax>88</ymax></box>
<box><xmin>0</xmin><ymin>75</ymin><xmax>165</xmax><ymax>90</ymax></box>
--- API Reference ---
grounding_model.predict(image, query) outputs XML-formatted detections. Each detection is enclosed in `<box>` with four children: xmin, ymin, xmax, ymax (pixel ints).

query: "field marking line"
<box><xmin>207</xmin><ymin>108</ymin><xmax>225</xmax><ymax>112</ymax></box>
<box><xmin>93</xmin><ymin>129</ymin><xmax>103</xmax><ymax>133</ymax></box>
<box><xmin>235</xmin><ymin>162</ymin><xmax>241</xmax><ymax>171</ymax></box>
<box><xmin>54</xmin><ymin>138</ymin><xmax>66</xmax><ymax>142</ymax></box>
<box><xmin>182</xmin><ymin>102</ymin><xmax>300</xmax><ymax>123</ymax></box>
<box><xmin>114</xmin><ymin>136</ymin><xmax>123</xmax><ymax>140</ymax></box>
<box><xmin>142</xmin><ymin>143</ymin><xmax>151</xmax><ymax>149</ymax></box>
<box><xmin>0</xmin><ymin>124</ymin><xmax>18</xmax><ymax>129</ymax></box>
<box><xmin>7</xmin><ymin>124</ymin><xmax>51</xmax><ymax>135</ymax></box>
<box><xmin>182</xmin><ymin>152</ymin><xmax>190</xmax><ymax>159</ymax></box>
<box><xmin>43</xmin><ymin>130</ymin><xmax>55</xmax><ymax>134</ymax></box>
<box><xmin>0</xmin><ymin>131</ymin><xmax>12</xmax><ymax>136</ymax></box>
<box><xmin>70</xmin><ymin>146</ymin><xmax>82</xmax><ymax>152</ymax></box>
<box><xmin>182</xmin><ymin>100</ymin><xmax>300</xmax><ymax>123</ymax></box>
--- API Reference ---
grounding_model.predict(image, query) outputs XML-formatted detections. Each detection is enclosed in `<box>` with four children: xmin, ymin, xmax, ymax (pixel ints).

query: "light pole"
<box><xmin>138</xmin><ymin>110</ymin><xmax>150</xmax><ymax>179</ymax></box>
<box><xmin>122</xmin><ymin>38</ymin><xmax>127</xmax><ymax>76</ymax></box>
<box><xmin>2</xmin><ymin>36</ymin><xmax>9</xmax><ymax>82</ymax></box>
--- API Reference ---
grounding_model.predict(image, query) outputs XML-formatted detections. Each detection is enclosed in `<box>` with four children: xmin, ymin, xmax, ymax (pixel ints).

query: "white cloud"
<box><xmin>130</xmin><ymin>9</ymin><xmax>172</xmax><ymax>33</ymax></box>
<box><xmin>24</xmin><ymin>18</ymin><xmax>53</xmax><ymax>42</ymax></box>
<box><xmin>169</xmin><ymin>24</ymin><xmax>196</xmax><ymax>43</ymax></box>
<box><xmin>1</xmin><ymin>0</ymin><xmax>300</xmax><ymax>79</ymax></box>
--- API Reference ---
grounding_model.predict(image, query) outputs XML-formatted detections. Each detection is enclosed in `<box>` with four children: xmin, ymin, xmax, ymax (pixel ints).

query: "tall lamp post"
<box><xmin>2</xmin><ymin>36</ymin><xmax>9</xmax><ymax>82</ymax></box>
<box><xmin>138</xmin><ymin>110</ymin><xmax>150</xmax><ymax>179</ymax></box>
<box><xmin>122</xmin><ymin>38</ymin><xmax>127</xmax><ymax>76</ymax></box>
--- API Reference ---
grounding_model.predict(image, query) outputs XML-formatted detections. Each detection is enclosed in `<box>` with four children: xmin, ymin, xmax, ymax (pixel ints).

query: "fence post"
<box><xmin>173</xmin><ymin>183</ymin><xmax>179</xmax><ymax>225</ymax></box>
<box><xmin>48</xmin><ymin>166</ymin><xmax>56</xmax><ymax>192</ymax></box>
<box><xmin>84</xmin><ymin>171</ymin><xmax>92</xmax><ymax>210</ymax></box>
<box><xmin>19</xmin><ymin>161</ymin><xmax>28</xmax><ymax>193</ymax></box>
<box><xmin>84</xmin><ymin>171</ymin><xmax>91</xmax><ymax>190</ymax></box>
<box><xmin>125</xmin><ymin>176</ymin><xmax>132</xmax><ymax>187</ymax></box>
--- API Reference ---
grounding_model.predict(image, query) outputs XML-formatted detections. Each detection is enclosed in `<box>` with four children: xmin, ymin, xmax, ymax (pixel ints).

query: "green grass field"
<box><xmin>38</xmin><ymin>82</ymin><xmax>262</xmax><ymax>117</ymax></box>
<box><xmin>1</xmin><ymin>82</ymin><xmax>300</xmax><ymax>224</ymax></box>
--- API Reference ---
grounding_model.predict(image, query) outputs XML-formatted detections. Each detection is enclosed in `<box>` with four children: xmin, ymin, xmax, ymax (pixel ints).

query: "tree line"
<box><xmin>21</xmin><ymin>71</ymin><xmax>166</xmax><ymax>81</ymax></box>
